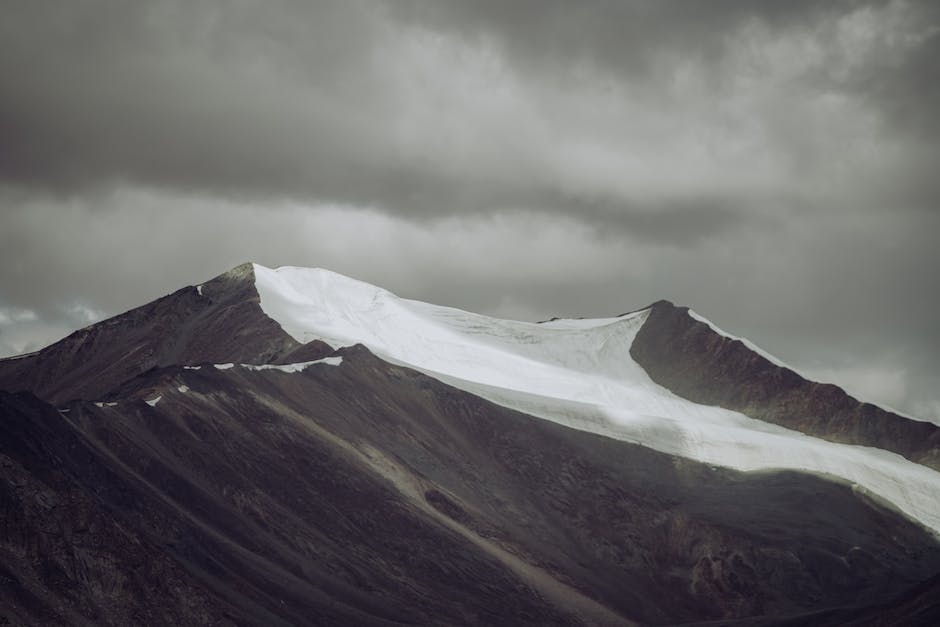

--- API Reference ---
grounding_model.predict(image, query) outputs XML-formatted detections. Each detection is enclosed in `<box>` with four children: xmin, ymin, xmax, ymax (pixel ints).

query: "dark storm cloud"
<box><xmin>0</xmin><ymin>0</ymin><xmax>938</xmax><ymax>418</ymax></box>
<box><xmin>0</xmin><ymin>1</ymin><xmax>393</xmax><ymax>198</ymax></box>
<box><xmin>389</xmin><ymin>0</ymin><xmax>861</xmax><ymax>77</ymax></box>
<box><xmin>838</xmin><ymin>3</ymin><xmax>940</xmax><ymax>139</ymax></box>
<box><xmin>1</xmin><ymin>0</ymin><xmax>935</xmax><ymax>224</ymax></box>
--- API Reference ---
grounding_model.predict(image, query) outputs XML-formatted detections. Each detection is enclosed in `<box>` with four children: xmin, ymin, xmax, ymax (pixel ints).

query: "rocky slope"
<box><xmin>0</xmin><ymin>264</ymin><xmax>329</xmax><ymax>405</ymax></box>
<box><xmin>629</xmin><ymin>300</ymin><xmax>940</xmax><ymax>470</ymax></box>
<box><xmin>3</xmin><ymin>348</ymin><xmax>939</xmax><ymax>625</ymax></box>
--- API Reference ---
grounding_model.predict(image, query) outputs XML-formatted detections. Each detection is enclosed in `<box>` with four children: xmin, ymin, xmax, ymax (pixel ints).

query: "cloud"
<box><xmin>1</xmin><ymin>1</ymin><xmax>936</xmax><ymax>225</ymax></box>
<box><xmin>0</xmin><ymin>307</ymin><xmax>38</xmax><ymax>325</ymax></box>
<box><xmin>0</xmin><ymin>186</ymin><xmax>638</xmax><ymax>313</ymax></box>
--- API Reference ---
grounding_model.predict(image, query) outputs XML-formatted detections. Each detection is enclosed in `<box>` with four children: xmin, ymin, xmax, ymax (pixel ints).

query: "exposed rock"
<box><xmin>0</xmin><ymin>264</ymin><xmax>300</xmax><ymax>404</ymax></box>
<box><xmin>630</xmin><ymin>300</ymin><xmax>940</xmax><ymax>470</ymax></box>
<box><xmin>3</xmin><ymin>348</ymin><xmax>939</xmax><ymax>625</ymax></box>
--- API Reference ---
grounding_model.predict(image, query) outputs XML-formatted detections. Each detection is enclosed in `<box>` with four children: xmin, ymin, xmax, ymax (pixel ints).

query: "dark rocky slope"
<box><xmin>693</xmin><ymin>570</ymin><xmax>940</xmax><ymax>626</ymax></box>
<box><xmin>630</xmin><ymin>300</ymin><xmax>940</xmax><ymax>470</ymax></box>
<box><xmin>795</xmin><ymin>570</ymin><xmax>940</xmax><ymax>626</ymax></box>
<box><xmin>0</xmin><ymin>391</ymin><xmax>239</xmax><ymax>626</ymax></box>
<box><xmin>0</xmin><ymin>264</ymin><xmax>330</xmax><ymax>405</ymax></box>
<box><xmin>3</xmin><ymin>346</ymin><xmax>938</xmax><ymax>625</ymax></box>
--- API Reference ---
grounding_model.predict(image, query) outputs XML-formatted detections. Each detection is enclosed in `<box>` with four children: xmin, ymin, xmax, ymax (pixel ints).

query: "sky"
<box><xmin>1</xmin><ymin>0</ymin><xmax>938</xmax><ymax>420</ymax></box>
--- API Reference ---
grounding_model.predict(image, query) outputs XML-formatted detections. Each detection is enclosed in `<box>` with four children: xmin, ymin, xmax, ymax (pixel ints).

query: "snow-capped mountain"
<box><xmin>251</xmin><ymin>264</ymin><xmax>940</xmax><ymax>533</ymax></box>
<box><xmin>1</xmin><ymin>263</ymin><xmax>938</xmax><ymax>626</ymax></box>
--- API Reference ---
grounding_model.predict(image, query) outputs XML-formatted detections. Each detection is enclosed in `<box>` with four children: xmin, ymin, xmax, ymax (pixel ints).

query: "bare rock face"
<box><xmin>0</xmin><ymin>391</ymin><xmax>237</xmax><ymax>626</ymax></box>
<box><xmin>630</xmin><ymin>300</ymin><xmax>940</xmax><ymax>470</ymax></box>
<box><xmin>755</xmin><ymin>571</ymin><xmax>940</xmax><ymax>626</ymax></box>
<box><xmin>0</xmin><ymin>264</ymin><xmax>303</xmax><ymax>404</ymax></box>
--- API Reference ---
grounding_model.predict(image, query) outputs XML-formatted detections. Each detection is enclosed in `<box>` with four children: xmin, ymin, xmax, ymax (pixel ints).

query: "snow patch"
<box><xmin>213</xmin><ymin>363</ymin><xmax>235</xmax><ymax>370</ymax></box>
<box><xmin>251</xmin><ymin>264</ymin><xmax>940</xmax><ymax>534</ymax></box>
<box><xmin>243</xmin><ymin>356</ymin><xmax>343</xmax><ymax>373</ymax></box>
<box><xmin>145</xmin><ymin>395</ymin><xmax>162</xmax><ymax>407</ymax></box>
<box><xmin>94</xmin><ymin>402</ymin><xmax>104</xmax><ymax>408</ymax></box>
<box><xmin>196</xmin><ymin>284</ymin><xmax>203</xmax><ymax>296</ymax></box>
<box><xmin>315</xmin><ymin>356</ymin><xmax>343</xmax><ymax>367</ymax></box>
<box><xmin>178</xmin><ymin>385</ymin><xmax>189</xmax><ymax>393</ymax></box>
<box><xmin>58</xmin><ymin>408</ymin><xmax>70</xmax><ymax>414</ymax></box>
<box><xmin>183</xmin><ymin>365</ymin><xmax>201</xmax><ymax>370</ymax></box>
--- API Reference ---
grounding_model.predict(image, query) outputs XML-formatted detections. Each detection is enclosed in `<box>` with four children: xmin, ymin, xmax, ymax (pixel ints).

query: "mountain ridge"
<box><xmin>2</xmin><ymin>263</ymin><xmax>938</xmax><ymax>529</ymax></box>
<box><xmin>0</xmin><ymin>262</ymin><xmax>302</xmax><ymax>404</ymax></box>
<box><xmin>246</xmin><ymin>264</ymin><xmax>940</xmax><ymax>533</ymax></box>
<box><xmin>2</xmin><ymin>261</ymin><xmax>939</xmax><ymax>625</ymax></box>
<box><xmin>632</xmin><ymin>300</ymin><xmax>940</xmax><ymax>470</ymax></box>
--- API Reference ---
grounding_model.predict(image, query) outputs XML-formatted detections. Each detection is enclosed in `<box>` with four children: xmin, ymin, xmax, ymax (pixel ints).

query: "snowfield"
<box><xmin>242</xmin><ymin>356</ymin><xmax>343</xmax><ymax>372</ymax></box>
<box><xmin>252</xmin><ymin>264</ymin><xmax>940</xmax><ymax>534</ymax></box>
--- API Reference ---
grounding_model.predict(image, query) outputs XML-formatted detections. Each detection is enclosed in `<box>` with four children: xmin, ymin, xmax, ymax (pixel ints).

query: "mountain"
<box><xmin>0</xmin><ymin>264</ymin><xmax>331</xmax><ymax>405</ymax></box>
<box><xmin>1</xmin><ymin>263</ymin><xmax>938</xmax><ymax>626</ymax></box>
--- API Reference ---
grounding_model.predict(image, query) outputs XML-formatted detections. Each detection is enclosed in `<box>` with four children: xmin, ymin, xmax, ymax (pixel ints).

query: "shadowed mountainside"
<box><xmin>2</xmin><ymin>345</ymin><xmax>939</xmax><ymax>625</ymax></box>
<box><xmin>0</xmin><ymin>264</ymin><xmax>331</xmax><ymax>406</ymax></box>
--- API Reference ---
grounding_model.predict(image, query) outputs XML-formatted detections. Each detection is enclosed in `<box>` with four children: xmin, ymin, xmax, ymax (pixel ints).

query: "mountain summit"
<box><xmin>1</xmin><ymin>263</ymin><xmax>939</xmax><ymax>625</ymax></box>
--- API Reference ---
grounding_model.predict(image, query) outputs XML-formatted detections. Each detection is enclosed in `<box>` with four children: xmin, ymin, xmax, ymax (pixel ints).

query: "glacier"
<box><xmin>252</xmin><ymin>264</ymin><xmax>940</xmax><ymax>534</ymax></box>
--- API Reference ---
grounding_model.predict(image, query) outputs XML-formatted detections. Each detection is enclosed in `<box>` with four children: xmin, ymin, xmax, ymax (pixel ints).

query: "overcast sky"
<box><xmin>1</xmin><ymin>0</ymin><xmax>938</xmax><ymax>420</ymax></box>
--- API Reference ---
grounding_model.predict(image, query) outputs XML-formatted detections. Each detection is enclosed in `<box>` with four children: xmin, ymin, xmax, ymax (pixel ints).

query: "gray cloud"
<box><xmin>0</xmin><ymin>0</ymin><xmax>937</xmax><ymax>419</ymax></box>
<box><xmin>388</xmin><ymin>0</ymin><xmax>861</xmax><ymax>79</ymax></box>
<box><xmin>2</xmin><ymin>1</ymin><xmax>935</xmax><ymax>220</ymax></box>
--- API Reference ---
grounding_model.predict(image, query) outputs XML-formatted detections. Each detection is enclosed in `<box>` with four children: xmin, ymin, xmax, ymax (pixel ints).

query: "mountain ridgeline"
<box><xmin>0</xmin><ymin>264</ymin><xmax>332</xmax><ymax>405</ymax></box>
<box><xmin>1</xmin><ymin>263</ymin><xmax>938</xmax><ymax>626</ymax></box>
<box><xmin>631</xmin><ymin>300</ymin><xmax>940</xmax><ymax>471</ymax></box>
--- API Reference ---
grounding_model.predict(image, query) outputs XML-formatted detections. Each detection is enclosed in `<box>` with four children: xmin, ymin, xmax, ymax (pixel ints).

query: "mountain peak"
<box><xmin>221</xmin><ymin>260</ymin><xmax>256</xmax><ymax>279</ymax></box>
<box><xmin>647</xmin><ymin>298</ymin><xmax>678</xmax><ymax>310</ymax></box>
<box><xmin>0</xmin><ymin>263</ymin><xmax>305</xmax><ymax>403</ymax></box>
